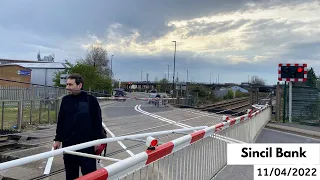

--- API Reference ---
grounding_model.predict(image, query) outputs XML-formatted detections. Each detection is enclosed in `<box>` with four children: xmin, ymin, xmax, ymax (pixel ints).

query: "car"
<box><xmin>113</xmin><ymin>89</ymin><xmax>127</xmax><ymax>101</ymax></box>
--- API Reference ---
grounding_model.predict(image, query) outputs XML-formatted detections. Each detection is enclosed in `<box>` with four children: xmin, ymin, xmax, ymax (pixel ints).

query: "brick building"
<box><xmin>0</xmin><ymin>64</ymin><xmax>32</xmax><ymax>88</ymax></box>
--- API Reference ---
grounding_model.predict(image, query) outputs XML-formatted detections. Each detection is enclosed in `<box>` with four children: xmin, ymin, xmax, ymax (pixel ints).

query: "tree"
<box><xmin>84</xmin><ymin>41</ymin><xmax>111</xmax><ymax>78</ymax></box>
<box><xmin>158</xmin><ymin>78</ymin><xmax>169</xmax><ymax>92</ymax></box>
<box><xmin>306</xmin><ymin>67</ymin><xmax>317</xmax><ymax>88</ymax></box>
<box><xmin>293</xmin><ymin>68</ymin><xmax>317</xmax><ymax>88</ymax></box>
<box><xmin>250</xmin><ymin>76</ymin><xmax>266</xmax><ymax>85</ymax></box>
<box><xmin>52</xmin><ymin>60</ymin><xmax>112</xmax><ymax>93</ymax></box>
<box><xmin>154</xmin><ymin>77</ymin><xmax>159</xmax><ymax>83</ymax></box>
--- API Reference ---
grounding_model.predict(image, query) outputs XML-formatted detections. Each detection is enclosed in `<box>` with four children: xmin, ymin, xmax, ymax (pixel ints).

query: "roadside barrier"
<box><xmin>77</xmin><ymin>104</ymin><xmax>271</xmax><ymax>180</ymax></box>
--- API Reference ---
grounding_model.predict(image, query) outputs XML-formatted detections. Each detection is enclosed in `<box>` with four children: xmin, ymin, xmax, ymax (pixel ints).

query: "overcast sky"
<box><xmin>1</xmin><ymin>0</ymin><xmax>320</xmax><ymax>85</ymax></box>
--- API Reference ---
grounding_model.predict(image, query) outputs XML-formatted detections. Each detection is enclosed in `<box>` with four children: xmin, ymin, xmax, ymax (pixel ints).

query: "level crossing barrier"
<box><xmin>77</xmin><ymin>104</ymin><xmax>271</xmax><ymax>180</ymax></box>
<box><xmin>97</xmin><ymin>96</ymin><xmax>187</xmax><ymax>107</ymax></box>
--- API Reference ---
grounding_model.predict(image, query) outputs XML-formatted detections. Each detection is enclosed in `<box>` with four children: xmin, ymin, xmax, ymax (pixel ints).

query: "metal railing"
<box><xmin>76</xmin><ymin>104</ymin><xmax>271</xmax><ymax>180</ymax></box>
<box><xmin>0</xmin><ymin>98</ymin><xmax>63</xmax><ymax>131</ymax></box>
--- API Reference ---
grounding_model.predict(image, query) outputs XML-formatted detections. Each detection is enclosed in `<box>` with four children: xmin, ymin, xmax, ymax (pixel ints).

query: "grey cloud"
<box><xmin>0</xmin><ymin>0</ymin><xmax>251</xmax><ymax>42</ymax></box>
<box><xmin>186</xmin><ymin>19</ymin><xmax>251</xmax><ymax>37</ymax></box>
<box><xmin>277</xmin><ymin>41</ymin><xmax>320</xmax><ymax>61</ymax></box>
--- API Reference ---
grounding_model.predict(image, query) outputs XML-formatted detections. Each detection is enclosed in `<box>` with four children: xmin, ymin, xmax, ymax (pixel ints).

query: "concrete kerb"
<box><xmin>265</xmin><ymin>123</ymin><xmax>320</xmax><ymax>139</ymax></box>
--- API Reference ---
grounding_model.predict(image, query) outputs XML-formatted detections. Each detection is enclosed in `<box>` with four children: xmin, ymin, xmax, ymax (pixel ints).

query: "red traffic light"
<box><xmin>297</xmin><ymin>67</ymin><xmax>303</xmax><ymax>73</ymax></box>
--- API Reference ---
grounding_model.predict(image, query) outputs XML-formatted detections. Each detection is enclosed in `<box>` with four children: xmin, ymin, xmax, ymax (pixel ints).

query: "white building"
<box><xmin>13</xmin><ymin>62</ymin><xmax>69</xmax><ymax>86</ymax></box>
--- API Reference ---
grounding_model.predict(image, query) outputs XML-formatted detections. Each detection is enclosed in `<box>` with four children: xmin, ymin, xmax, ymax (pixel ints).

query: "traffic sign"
<box><xmin>17</xmin><ymin>70</ymin><xmax>31</xmax><ymax>76</ymax></box>
<box><xmin>278</xmin><ymin>63</ymin><xmax>307</xmax><ymax>82</ymax></box>
<box><xmin>60</xmin><ymin>74</ymin><xmax>67</xmax><ymax>85</ymax></box>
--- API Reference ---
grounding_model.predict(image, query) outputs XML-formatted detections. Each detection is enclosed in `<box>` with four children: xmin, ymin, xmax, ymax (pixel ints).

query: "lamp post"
<box><xmin>172</xmin><ymin>41</ymin><xmax>176</xmax><ymax>96</ymax></box>
<box><xmin>111</xmin><ymin>55</ymin><xmax>114</xmax><ymax>77</ymax></box>
<box><xmin>167</xmin><ymin>65</ymin><xmax>169</xmax><ymax>81</ymax></box>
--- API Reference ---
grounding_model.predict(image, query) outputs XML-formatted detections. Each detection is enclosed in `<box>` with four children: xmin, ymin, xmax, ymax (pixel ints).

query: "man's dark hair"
<box><xmin>68</xmin><ymin>73</ymin><xmax>84</xmax><ymax>89</ymax></box>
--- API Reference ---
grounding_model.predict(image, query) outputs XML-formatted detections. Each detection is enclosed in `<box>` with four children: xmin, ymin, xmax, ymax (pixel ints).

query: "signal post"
<box><xmin>278</xmin><ymin>63</ymin><xmax>307</xmax><ymax>123</ymax></box>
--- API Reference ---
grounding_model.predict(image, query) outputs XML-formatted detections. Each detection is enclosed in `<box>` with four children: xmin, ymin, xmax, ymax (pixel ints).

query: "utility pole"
<box><xmin>141</xmin><ymin>71</ymin><xmax>142</xmax><ymax>82</ymax></box>
<box><xmin>186</xmin><ymin>70</ymin><xmax>188</xmax><ymax>98</ymax></box>
<box><xmin>167</xmin><ymin>65</ymin><xmax>169</xmax><ymax>81</ymax></box>
<box><xmin>177</xmin><ymin>72</ymin><xmax>179</xmax><ymax>83</ymax></box>
<box><xmin>110</xmin><ymin>55</ymin><xmax>114</xmax><ymax>88</ymax></box>
<box><xmin>172</xmin><ymin>41</ymin><xmax>176</xmax><ymax>96</ymax></box>
<box><xmin>111</xmin><ymin>55</ymin><xmax>114</xmax><ymax>77</ymax></box>
<box><xmin>187</xmin><ymin>70</ymin><xmax>188</xmax><ymax>83</ymax></box>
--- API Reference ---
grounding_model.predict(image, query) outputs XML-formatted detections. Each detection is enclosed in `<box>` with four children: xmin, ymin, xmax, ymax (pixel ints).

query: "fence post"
<box><xmin>17</xmin><ymin>101</ymin><xmax>23</xmax><ymax>131</ymax></box>
<box><xmin>30</xmin><ymin>100</ymin><xmax>33</xmax><ymax>124</ymax></box>
<box><xmin>1</xmin><ymin>101</ymin><xmax>4</xmax><ymax>130</ymax></box>
<box><xmin>39</xmin><ymin>100</ymin><xmax>42</xmax><ymax>124</ymax></box>
<box><xmin>47</xmin><ymin>100</ymin><xmax>50</xmax><ymax>124</ymax></box>
<box><xmin>55</xmin><ymin>98</ymin><xmax>59</xmax><ymax>123</ymax></box>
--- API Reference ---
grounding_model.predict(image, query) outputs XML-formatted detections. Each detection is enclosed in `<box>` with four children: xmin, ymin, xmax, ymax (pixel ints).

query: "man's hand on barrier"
<box><xmin>53</xmin><ymin>141</ymin><xmax>61</xmax><ymax>150</ymax></box>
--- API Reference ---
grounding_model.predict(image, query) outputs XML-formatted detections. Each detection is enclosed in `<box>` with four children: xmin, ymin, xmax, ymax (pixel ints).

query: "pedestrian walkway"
<box><xmin>265</xmin><ymin>122</ymin><xmax>320</xmax><ymax>139</ymax></box>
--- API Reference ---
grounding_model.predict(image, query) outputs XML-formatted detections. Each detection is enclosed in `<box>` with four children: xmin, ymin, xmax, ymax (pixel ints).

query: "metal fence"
<box><xmin>284</xmin><ymin>85</ymin><xmax>320</xmax><ymax>125</ymax></box>
<box><xmin>0</xmin><ymin>86</ymin><xmax>66</xmax><ymax>101</ymax></box>
<box><xmin>0</xmin><ymin>98</ymin><xmax>63</xmax><ymax>131</ymax></box>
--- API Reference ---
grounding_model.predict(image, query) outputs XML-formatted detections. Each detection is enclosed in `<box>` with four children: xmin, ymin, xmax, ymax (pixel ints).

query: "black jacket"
<box><xmin>54</xmin><ymin>91</ymin><xmax>105</xmax><ymax>147</ymax></box>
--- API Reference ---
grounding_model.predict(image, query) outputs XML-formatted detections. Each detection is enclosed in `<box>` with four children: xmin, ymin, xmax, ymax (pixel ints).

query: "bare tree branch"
<box><xmin>84</xmin><ymin>41</ymin><xmax>111</xmax><ymax>77</ymax></box>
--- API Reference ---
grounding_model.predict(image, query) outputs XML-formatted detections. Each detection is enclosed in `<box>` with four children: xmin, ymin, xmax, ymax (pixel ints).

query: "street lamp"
<box><xmin>172</xmin><ymin>41</ymin><xmax>176</xmax><ymax>96</ymax></box>
<box><xmin>111</xmin><ymin>55</ymin><xmax>114</xmax><ymax>77</ymax></box>
<box><xmin>167</xmin><ymin>65</ymin><xmax>169</xmax><ymax>81</ymax></box>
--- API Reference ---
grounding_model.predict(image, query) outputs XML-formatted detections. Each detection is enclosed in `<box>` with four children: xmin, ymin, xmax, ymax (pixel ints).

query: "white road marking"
<box><xmin>102</xmin><ymin>122</ymin><xmax>135</xmax><ymax>157</ymax></box>
<box><xmin>135</xmin><ymin>105</ymin><xmax>191</xmax><ymax>128</ymax></box>
<box><xmin>134</xmin><ymin>105</ymin><xmax>239</xmax><ymax>144</ymax></box>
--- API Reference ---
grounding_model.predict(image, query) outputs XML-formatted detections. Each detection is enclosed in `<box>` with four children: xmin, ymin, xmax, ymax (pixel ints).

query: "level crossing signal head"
<box><xmin>146</xmin><ymin>136</ymin><xmax>158</xmax><ymax>150</ymax></box>
<box><xmin>278</xmin><ymin>63</ymin><xmax>307</xmax><ymax>82</ymax></box>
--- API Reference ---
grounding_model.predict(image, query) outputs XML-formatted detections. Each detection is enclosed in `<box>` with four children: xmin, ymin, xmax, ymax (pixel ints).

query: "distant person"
<box><xmin>52</xmin><ymin>73</ymin><xmax>106</xmax><ymax>180</ymax></box>
<box><xmin>162</xmin><ymin>94</ymin><xmax>167</xmax><ymax>106</ymax></box>
<box><xmin>155</xmin><ymin>93</ymin><xmax>161</xmax><ymax>107</ymax></box>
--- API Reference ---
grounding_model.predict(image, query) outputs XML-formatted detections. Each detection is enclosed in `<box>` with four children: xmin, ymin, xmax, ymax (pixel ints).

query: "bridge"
<box><xmin>0</xmin><ymin>89</ymin><xmax>318</xmax><ymax>180</ymax></box>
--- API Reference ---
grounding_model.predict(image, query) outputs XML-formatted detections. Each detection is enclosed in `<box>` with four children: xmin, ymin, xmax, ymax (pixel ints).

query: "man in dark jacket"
<box><xmin>52</xmin><ymin>73</ymin><xmax>106</xmax><ymax>180</ymax></box>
